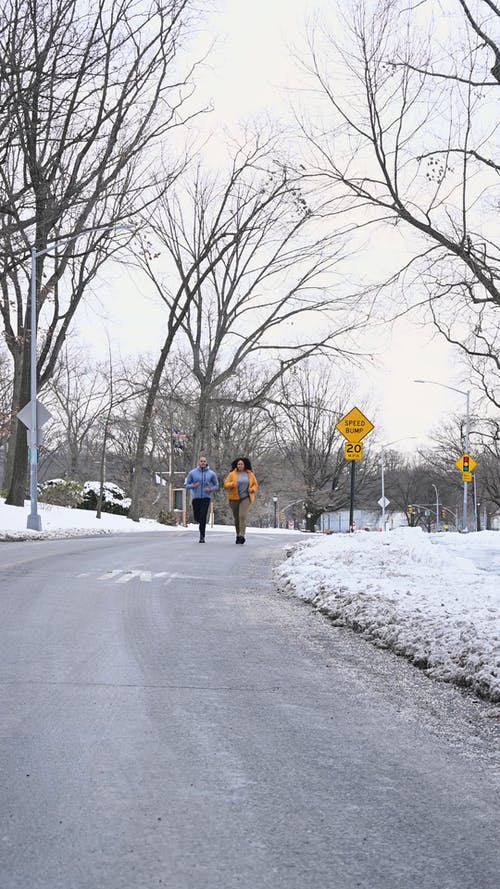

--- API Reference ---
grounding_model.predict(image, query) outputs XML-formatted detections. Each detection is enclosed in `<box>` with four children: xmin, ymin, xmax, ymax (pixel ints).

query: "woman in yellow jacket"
<box><xmin>223</xmin><ymin>457</ymin><xmax>259</xmax><ymax>544</ymax></box>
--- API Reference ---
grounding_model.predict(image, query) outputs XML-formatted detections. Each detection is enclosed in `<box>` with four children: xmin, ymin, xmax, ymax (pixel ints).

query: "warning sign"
<box><xmin>336</xmin><ymin>407</ymin><xmax>374</xmax><ymax>444</ymax></box>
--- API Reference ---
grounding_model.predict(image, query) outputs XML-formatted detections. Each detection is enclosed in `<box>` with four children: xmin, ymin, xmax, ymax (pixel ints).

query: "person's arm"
<box><xmin>249</xmin><ymin>472</ymin><xmax>258</xmax><ymax>494</ymax></box>
<box><xmin>223</xmin><ymin>471</ymin><xmax>236</xmax><ymax>490</ymax></box>
<box><xmin>184</xmin><ymin>471</ymin><xmax>200</xmax><ymax>490</ymax></box>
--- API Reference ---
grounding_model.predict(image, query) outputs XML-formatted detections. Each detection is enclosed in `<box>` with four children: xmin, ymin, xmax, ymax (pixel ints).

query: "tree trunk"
<box><xmin>5</xmin><ymin>339</ymin><xmax>30</xmax><ymax>506</ymax></box>
<box><xmin>191</xmin><ymin>389</ymin><xmax>212</xmax><ymax>462</ymax></box>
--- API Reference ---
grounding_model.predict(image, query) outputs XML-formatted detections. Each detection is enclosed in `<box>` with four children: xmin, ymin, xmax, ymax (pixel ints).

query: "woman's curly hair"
<box><xmin>230</xmin><ymin>456</ymin><xmax>253</xmax><ymax>471</ymax></box>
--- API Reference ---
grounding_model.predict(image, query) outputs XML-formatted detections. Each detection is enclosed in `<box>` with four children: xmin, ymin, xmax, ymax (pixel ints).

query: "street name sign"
<box><xmin>336</xmin><ymin>407</ymin><xmax>374</xmax><ymax>444</ymax></box>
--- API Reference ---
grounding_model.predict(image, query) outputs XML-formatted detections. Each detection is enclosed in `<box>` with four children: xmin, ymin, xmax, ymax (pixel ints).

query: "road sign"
<box><xmin>17</xmin><ymin>400</ymin><xmax>52</xmax><ymax>443</ymax></box>
<box><xmin>378</xmin><ymin>496</ymin><xmax>390</xmax><ymax>508</ymax></box>
<box><xmin>336</xmin><ymin>407</ymin><xmax>374</xmax><ymax>443</ymax></box>
<box><xmin>345</xmin><ymin>442</ymin><xmax>363</xmax><ymax>461</ymax></box>
<box><xmin>462</xmin><ymin>471</ymin><xmax>472</xmax><ymax>482</ymax></box>
<box><xmin>454</xmin><ymin>453</ymin><xmax>477</xmax><ymax>473</ymax></box>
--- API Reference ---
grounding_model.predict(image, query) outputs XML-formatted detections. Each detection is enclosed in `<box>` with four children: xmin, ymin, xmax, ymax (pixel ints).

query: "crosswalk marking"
<box><xmin>116</xmin><ymin>570</ymin><xmax>152</xmax><ymax>583</ymax></box>
<box><xmin>97</xmin><ymin>569</ymin><xmax>124</xmax><ymax>581</ymax></box>
<box><xmin>94</xmin><ymin>569</ymin><xmax>206</xmax><ymax>585</ymax></box>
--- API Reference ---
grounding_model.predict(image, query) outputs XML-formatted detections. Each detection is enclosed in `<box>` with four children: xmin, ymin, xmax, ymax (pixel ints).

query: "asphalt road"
<box><xmin>0</xmin><ymin>529</ymin><xmax>498</xmax><ymax>889</ymax></box>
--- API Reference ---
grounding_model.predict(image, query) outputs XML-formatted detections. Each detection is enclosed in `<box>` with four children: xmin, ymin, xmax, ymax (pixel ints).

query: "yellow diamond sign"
<box><xmin>336</xmin><ymin>407</ymin><xmax>374</xmax><ymax>444</ymax></box>
<box><xmin>454</xmin><ymin>453</ymin><xmax>477</xmax><ymax>473</ymax></box>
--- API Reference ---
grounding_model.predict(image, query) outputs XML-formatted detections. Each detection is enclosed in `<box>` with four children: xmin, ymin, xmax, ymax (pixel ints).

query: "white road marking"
<box><xmin>95</xmin><ymin>569</ymin><xmax>206</xmax><ymax>585</ymax></box>
<box><xmin>116</xmin><ymin>570</ymin><xmax>152</xmax><ymax>584</ymax></box>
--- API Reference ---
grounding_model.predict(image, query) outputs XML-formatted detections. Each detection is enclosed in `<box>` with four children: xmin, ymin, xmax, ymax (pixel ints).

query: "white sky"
<box><xmin>1</xmin><ymin>499</ymin><xmax>498</xmax><ymax>705</ymax></box>
<box><xmin>77</xmin><ymin>0</ymin><xmax>474</xmax><ymax>452</ymax></box>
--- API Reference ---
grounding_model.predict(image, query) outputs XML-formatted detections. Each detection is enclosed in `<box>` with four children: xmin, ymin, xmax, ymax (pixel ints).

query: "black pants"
<box><xmin>192</xmin><ymin>497</ymin><xmax>210</xmax><ymax>537</ymax></box>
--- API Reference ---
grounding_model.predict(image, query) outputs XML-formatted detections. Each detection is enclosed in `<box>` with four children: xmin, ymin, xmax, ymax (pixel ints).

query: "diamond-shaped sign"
<box><xmin>454</xmin><ymin>453</ymin><xmax>477</xmax><ymax>473</ymax></box>
<box><xmin>336</xmin><ymin>407</ymin><xmax>374</xmax><ymax>444</ymax></box>
<box><xmin>17</xmin><ymin>400</ymin><xmax>52</xmax><ymax>430</ymax></box>
<box><xmin>17</xmin><ymin>400</ymin><xmax>52</xmax><ymax>444</ymax></box>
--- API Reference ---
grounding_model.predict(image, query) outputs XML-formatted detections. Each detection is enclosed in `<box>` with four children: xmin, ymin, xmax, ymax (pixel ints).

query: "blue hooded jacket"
<box><xmin>184</xmin><ymin>464</ymin><xmax>219</xmax><ymax>499</ymax></box>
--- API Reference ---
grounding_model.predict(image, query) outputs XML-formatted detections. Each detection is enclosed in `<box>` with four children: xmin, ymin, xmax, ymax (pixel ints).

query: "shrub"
<box><xmin>77</xmin><ymin>481</ymin><xmax>131</xmax><ymax>516</ymax></box>
<box><xmin>38</xmin><ymin>478</ymin><xmax>84</xmax><ymax>508</ymax></box>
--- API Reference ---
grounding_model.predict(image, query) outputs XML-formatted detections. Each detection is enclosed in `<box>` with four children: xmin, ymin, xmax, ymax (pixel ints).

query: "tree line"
<box><xmin>1</xmin><ymin>348</ymin><xmax>498</xmax><ymax>530</ymax></box>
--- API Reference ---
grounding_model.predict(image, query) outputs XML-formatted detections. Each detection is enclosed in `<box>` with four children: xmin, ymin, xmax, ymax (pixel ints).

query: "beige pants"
<box><xmin>229</xmin><ymin>497</ymin><xmax>251</xmax><ymax>537</ymax></box>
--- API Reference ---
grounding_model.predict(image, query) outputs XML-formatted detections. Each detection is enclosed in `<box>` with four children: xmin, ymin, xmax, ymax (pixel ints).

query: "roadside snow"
<box><xmin>0</xmin><ymin>499</ymin><xmax>168</xmax><ymax>540</ymax></box>
<box><xmin>274</xmin><ymin>527</ymin><xmax>500</xmax><ymax>703</ymax></box>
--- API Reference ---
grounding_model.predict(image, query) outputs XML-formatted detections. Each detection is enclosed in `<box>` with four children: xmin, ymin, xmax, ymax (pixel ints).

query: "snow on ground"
<box><xmin>1</xmin><ymin>499</ymin><xmax>498</xmax><ymax>704</ymax></box>
<box><xmin>0</xmin><ymin>498</ymin><xmax>169</xmax><ymax>540</ymax></box>
<box><xmin>274</xmin><ymin>527</ymin><xmax>500</xmax><ymax>704</ymax></box>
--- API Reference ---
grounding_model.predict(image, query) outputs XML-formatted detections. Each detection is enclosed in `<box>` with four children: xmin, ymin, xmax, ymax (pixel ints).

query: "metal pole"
<box><xmin>463</xmin><ymin>390</ymin><xmax>470</xmax><ymax>531</ymax></box>
<box><xmin>168</xmin><ymin>433</ymin><xmax>173</xmax><ymax>513</ymax></box>
<box><xmin>432</xmin><ymin>483</ymin><xmax>439</xmax><ymax>532</ymax></box>
<box><xmin>349</xmin><ymin>461</ymin><xmax>355</xmax><ymax>532</ymax></box>
<box><xmin>27</xmin><ymin>248</ymin><xmax>41</xmax><ymax>531</ymax></box>
<box><xmin>381</xmin><ymin>448</ymin><xmax>386</xmax><ymax>531</ymax></box>
<box><xmin>473</xmin><ymin>473</ymin><xmax>479</xmax><ymax>531</ymax></box>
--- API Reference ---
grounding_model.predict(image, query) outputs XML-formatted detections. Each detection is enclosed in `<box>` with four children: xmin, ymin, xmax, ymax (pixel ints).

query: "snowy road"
<box><xmin>0</xmin><ymin>531</ymin><xmax>498</xmax><ymax>889</ymax></box>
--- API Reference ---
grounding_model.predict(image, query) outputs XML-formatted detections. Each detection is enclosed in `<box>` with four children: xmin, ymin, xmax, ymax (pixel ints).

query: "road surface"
<box><xmin>0</xmin><ymin>528</ymin><xmax>498</xmax><ymax>888</ymax></box>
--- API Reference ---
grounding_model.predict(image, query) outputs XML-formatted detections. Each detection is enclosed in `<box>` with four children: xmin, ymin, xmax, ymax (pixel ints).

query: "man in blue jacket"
<box><xmin>184</xmin><ymin>455</ymin><xmax>219</xmax><ymax>543</ymax></box>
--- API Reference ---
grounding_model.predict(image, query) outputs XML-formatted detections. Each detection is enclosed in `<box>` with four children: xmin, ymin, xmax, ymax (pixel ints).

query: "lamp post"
<box><xmin>414</xmin><ymin>380</ymin><xmax>470</xmax><ymax>531</ymax></box>
<box><xmin>380</xmin><ymin>437</ymin><xmax>417</xmax><ymax>531</ymax></box>
<box><xmin>272</xmin><ymin>495</ymin><xmax>278</xmax><ymax>528</ymax></box>
<box><xmin>26</xmin><ymin>245</ymin><xmax>44</xmax><ymax>530</ymax></box>
<box><xmin>27</xmin><ymin>224</ymin><xmax>130</xmax><ymax>530</ymax></box>
<box><xmin>431</xmin><ymin>483</ymin><xmax>440</xmax><ymax>532</ymax></box>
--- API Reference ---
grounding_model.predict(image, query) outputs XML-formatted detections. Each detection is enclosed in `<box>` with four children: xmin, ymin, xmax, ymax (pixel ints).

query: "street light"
<box><xmin>27</xmin><ymin>224</ymin><xmax>130</xmax><ymax>530</ymax></box>
<box><xmin>414</xmin><ymin>379</ymin><xmax>470</xmax><ymax>531</ymax></box>
<box><xmin>431</xmin><ymin>483</ymin><xmax>440</xmax><ymax>532</ymax></box>
<box><xmin>380</xmin><ymin>437</ymin><xmax>417</xmax><ymax>531</ymax></box>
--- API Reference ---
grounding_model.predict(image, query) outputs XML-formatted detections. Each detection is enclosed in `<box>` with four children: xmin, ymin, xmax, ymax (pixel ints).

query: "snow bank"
<box><xmin>274</xmin><ymin>528</ymin><xmax>500</xmax><ymax>703</ymax></box>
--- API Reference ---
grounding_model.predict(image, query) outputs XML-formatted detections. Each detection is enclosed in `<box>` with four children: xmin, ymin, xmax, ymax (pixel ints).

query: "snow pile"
<box><xmin>274</xmin><ymin>527</ymin><xmax>500</xmax><ymax>703</ymax></box>
<box><xmin>0</xmin><ymin>499</ymin><xmax>168</xmax><ymax>540</ymax></box>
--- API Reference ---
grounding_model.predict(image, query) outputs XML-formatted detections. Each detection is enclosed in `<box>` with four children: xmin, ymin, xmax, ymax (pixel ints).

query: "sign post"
<box><xmin>17</xmin><ymin>399</ymin><xmax>52</xmax><ymax>531</ymax></box>
<box><xmin>336</xmin><ymin>407</ymin><xmax>374</xmax><ymax>532</ymax></box>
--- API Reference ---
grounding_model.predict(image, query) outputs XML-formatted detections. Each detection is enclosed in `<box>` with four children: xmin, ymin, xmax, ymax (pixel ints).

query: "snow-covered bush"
<box><xmin>77</xmin><ymin>481</ymin><xmax>131</xmax><ymax>516</ymax></box>
<box><xmin>38</xmin><ymin>478</ymin><xmax>83</xmax><ymax>508</ymax></box>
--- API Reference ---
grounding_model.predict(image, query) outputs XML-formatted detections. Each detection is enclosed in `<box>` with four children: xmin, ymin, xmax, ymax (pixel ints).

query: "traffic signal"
<box><xmin>441</xmin><ymin>509</ymin><xmax>446</xmax><ymax>519</ymax></box>
<box><xmin>408</xmin><ymin>504</ymin><xmax>415</xmax><ymax>514</ymax></box>
<box><xmin>463</xmin><ymin>454</ymin><xmax>470</xmax><ymax>472</ymax></box>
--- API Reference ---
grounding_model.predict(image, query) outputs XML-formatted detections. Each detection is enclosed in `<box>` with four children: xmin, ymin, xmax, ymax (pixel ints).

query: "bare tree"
<box><xmin>126</xmin><ymin>133</ymin><xmax>367</xmax><ymax>518</ymax></box>
<box><xmin>297</xmin><ymin>0</ymin><xmax>500</xmax><ymax>407</ymax></box>
<box><xmin>0</xmin><ymin>0</ymin><xmax>201</xmax><ymax>504</ymax></box>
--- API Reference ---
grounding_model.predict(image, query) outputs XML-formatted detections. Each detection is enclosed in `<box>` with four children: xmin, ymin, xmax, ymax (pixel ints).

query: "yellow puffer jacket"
<box><xmin>223</xmin><ymin>469</ymin><xmax>259</xmax><ymax>503</ymax></box>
